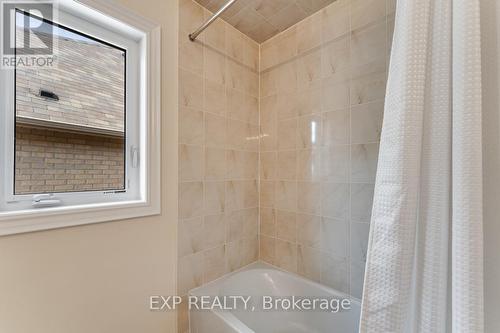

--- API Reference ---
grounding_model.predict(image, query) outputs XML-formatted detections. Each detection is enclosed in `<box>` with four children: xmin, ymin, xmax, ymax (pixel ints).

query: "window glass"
<box><xmin>14</xmin><ymin>11</ymin><xmax>126</xmax><ymax>195</ymax></box>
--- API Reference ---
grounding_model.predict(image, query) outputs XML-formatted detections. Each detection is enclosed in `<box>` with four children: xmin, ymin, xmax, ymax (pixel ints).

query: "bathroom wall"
<box><xmin>0</xmin><ymin>0</ymin><xmax>178</xmax><ymax>332</ymax></box>
<box><xmin>177</xmin><ymin>1</ymin><xmax>260</xmax><ymax>331</ymax></box>
<box><xmin>258</xmin><ymin>0</ymin><xmax>395</xmax><ymax>299</ymax></box>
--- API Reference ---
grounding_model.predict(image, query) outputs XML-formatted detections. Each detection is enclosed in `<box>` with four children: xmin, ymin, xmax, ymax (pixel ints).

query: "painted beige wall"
<box><xmin>0</xmin><ymin>0</ymin><xmax>179</xmax><ymax>332</ymax></box>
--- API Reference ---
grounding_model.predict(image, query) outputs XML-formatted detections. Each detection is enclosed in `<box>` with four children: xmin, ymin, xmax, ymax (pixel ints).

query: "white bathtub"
<box><xmin>189</xmin><ymin>262</ymin><xmax>360</xmax><ymax>333</ymax></box>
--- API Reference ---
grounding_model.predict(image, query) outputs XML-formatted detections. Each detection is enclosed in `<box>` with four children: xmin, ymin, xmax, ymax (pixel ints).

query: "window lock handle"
<box><xmin>32</xmin><ymin>194</ymin><xmax>62</xmax><ymax>208</ymax></box>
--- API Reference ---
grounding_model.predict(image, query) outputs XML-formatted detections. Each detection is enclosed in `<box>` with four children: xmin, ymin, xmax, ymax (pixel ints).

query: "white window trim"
<box><xmin>3</xmin><ymin>8</ymin><xmax>140</xmax><ymax>207</ymax></box>
<box><xmin>0</xmin><ymin>0</ymin><xmax>161</xmax><ymax>236</ymax></box>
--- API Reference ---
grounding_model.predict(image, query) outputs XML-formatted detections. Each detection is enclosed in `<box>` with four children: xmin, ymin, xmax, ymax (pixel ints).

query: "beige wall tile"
<box><xmin>350</xmin><ymin>223</ymin><xmax>370</xmax><ymax>298</ymax></box>
<box><xmin>298</xmin><ymin>114</ymin><xmax>322</xmax><ymax>149</ymax></box>
<box><xmin>204</xmin><ymin>181</ymin><xmax>226</xmax><ymax>215</ymax></box>
<box><xmin>321</xmin><ymin>0</ymin><xmax>350</xmax><ymax>43</ymax></box>
<box><xmin>178</xmin><ymin>252</ymin><xmax>204</xmax><ymax>295</ymax></box>
<box><xmin>260</xmin><ymin>122</ymin><xmax>277</xmax><ymax>152</ymax></box>
<box><xmin>351</xmin><ymin>0</ymin><xmax>386</xmax><ymax>30</ymax></box>
<box><xmin>351</xmin><ymin>70</ymin><xmax>387</xmax><ymax>105</ymax></box>
<box><xmin>296</xmin><ymin>86</ymin><xmax>322</xmax><ymax>116</ymax></box>
<box><xmin>321</xmin><ymin>182</ymin><xmax>349</xmax><ymax>219</ymax></box>
<box><xmin>179</xmin><ymin>217</ymin><xmax>204</xmax><ymax>257</ymax></box>
<box><xmin>275</xmin><ymin>239</ymin><xmax>297</xmax><ymax>272</ymax></box>
<box><xmin>262</xmin><ymin>62</ymin><xmax>298</xmax><ymax>97</ymax></box>
<box><xmin>179</xmin><ymin>69</ymin><xmax>203</xmax><ymax>109</ymax></box>
<box><xmin>297</xmin><ymin>213</ymin><xmax>321</xmax><ymax>248</ymax></box>
<box><xmin>277</xmin><ymin>151</ymin><xmax>297</xmax><ymax>180</ymax></box>
<box><xmin>351</xmin><ymin>101</ymin><xmax>384</xmax><ymax>143</ymax></box>
<box><xmin>205</xmin><ymin>113</ymin><xmax>226</xmax><ymax>147</ymax></box>
<box><xmin>350</xmin><ymin>222</ymin><xmax>370</xmax><ymax>263</ymax></box>
<box><xmin>260</xmin><ymin>235</ymin><xmax>276</xmax><ymax>264</ymax></box>
<box><xmin>179</xmin><ymin>144</ymin><xmax>204</xmax><ymax>181</ymax></box>
<box><xmin>225</xmin><ymin>180</ymin><xmax>259</xmax><ymax>212</ymax></box>
<box><xmin>179</xmin><ymin>107</ymin><xmax>203</xmax><ymax>145</ymax></box>
<box><xmin>276</xmin><ymin>93</ymin><xmax>299</xmax><ymax>120</ymax></box>
<box><xmin>204</xmin><ymin>79</ymin><xmax>226</xmax><ymax>115</ymax></box>
<box><xmin>322</xmin><ymin>78</ymin><xmax>350</xmax><ymax>111</ymax></box>
<box><xmin>297</xmin><ymin>245</ymin><xmax>321</xmax><ymax>281</ymax></box>
<box><xmin>205</xmin><ymin>147</ymin><xmax>226</xmax><ymax>180</ymax></box>
<box><xmin>351</xmin><ymin>143</ymin><xmax>380</xmax><ymax>183</ymax></box>
<box><xmin>227</xmin><ymin>237</ymin><xmax>259</xmax><ymax>271</ymax></box>
<box><xmin>260</xmin><ymin>94</ymin><xmax>278</xmax><ymax>122</ymax></box>
<box><xmin>204</xmin><ymin>48</ymin><xmax>226</xmax><ymax>85</ymax></box>
<box><xmin>297</xmin><ymin>49</ymin><xmax>322</xmax><ymax>89</ymax></box>
<box><xmin>243</xmin><ymin>38</ymin><xmax>260</xmax><ymax>72</ymax></box>
<box><xmin>227</xmin><ymin>88</ymin><xmax>259</xmax><ymax>124</ymax></box>
<box><xmin>203</xmin><ymin>15</ymin><xmax>226</xmax><ymax>51</ymax></box>
<box><xmin>351</xmin><ymin>183</ymin><xmax>374</xmax><ymax>223</ymax></box>
<box><xmin>297</xmin><ymin>181</ymin><xmax>321</xmax><ymax>214</ymax></box>
<box><xmin>277</xmin><ymin>118</ymin><xmax>297</xmax><ymax>150</ymax></box>
<box><xmin>297</xmin><ymin>149</ymin><xmax>321</xmax><ymax>181</ymax></box>
<box><xmin>260</xmin><ymin>152</ymin><xmax>277</xmax><ymax>180</ymax></box>
<box><xmin>180</xmin><ymin>0</ymin><xmax>204</xmax><ymax>39</ymax></box>
<box><xmin>350</xmin><ymin>260</ymin><xmax>365</xmax><ymax>299</ymax></box>
<box><xmin>322</xmin><ymin>36</ymin><xmax>350</xmax><ymax>78</ymax></box>
<box><xmin>227</xmin><ymin>208</ymin><xmax>259</xmax><ymax>242</ymax></box>
<box><xmin>321</xmin><ymin>218</ymin><xmax>348</xmax><ymax>256</ymax></box>
<box><xmin>322</xmin><ymin>109</ymin><xmax>350</xmax><ymax>145</ymax></box>
<box><xmin>261</xmin><ymin>27</ymin><xmax>297</xmax><ymax>70</ymax></box>
<box><xmin>226</xmin><ymin>150</ymin><xmax>258</xmax><ymax>179</ymax></box>
<box><xmin>351</xmin><ymin>21</ymin><xmax>387</xmax><ymax>69</ymax></box>
<box><xmin>226</xmin><ymin>119</ymin><xmax>259</xmax><ymax>151</ymax></box>
<box><xmin>296</xmin><ymin>12</ymin><xmax>322</xmax><ymax>54</ymax></box>
<box><xmin>275</xmin><ymin>180</ymin><xmax>297</xmax><ymax>211</ymax></box>
<box><xmin>260</xmin><ymin>180</ymin><xmax>275</xmax><ymax>208</ymax></box>
<box><xmin>276</xmin><ymin>210</ymin><xmax>297</xmax><ymax>242</ymax></box>
<box><xmin>260</xmin><ymin>207</ymin><xmax>277</xmax><ymax>237</ymax></box>
<box><xmin>204</xmin><ymin>214</ymin><xmax>226</xmax><ymax>249</ymax></box>
<box><xmin>276</xmin><ymin>61</ymin><xmax>298</xmax><ymax>94</ymax></box>
<box><xmin>321</xmin><ymin>145</ymin><xmax>350</xmax><ymax>182</ymax></box>
<box><xmin>260</xmin><ymin>70</ymin><xmax>275</xmax><ymax>97</ymax></box>
<box><xmin>179</xmin><ymin>39</ymin><xmax>204</xmax><ymax>75</ymax></box>
<box><xmin>179</xmin><ymin>181</ymin><xmax>204</xmax><ymax>219</ymax></box>
<box><xmin>321</xmin><ymin>253</ymin><xmax>349</xmax><ymax>293</ymax></box>
<box><xmin>227</xmin><ymin>60</ymin><xmax>259</xmax><ymax>97</ymax></box>
<box><xmin>225</xmin><ymin>25</ymin><xmax>245</xmax><ymax>64</ymax></box>
<box><xmin>203</xmin><ymin>245</ymin><xmax>227</xmax><ymax>282</ymax></box>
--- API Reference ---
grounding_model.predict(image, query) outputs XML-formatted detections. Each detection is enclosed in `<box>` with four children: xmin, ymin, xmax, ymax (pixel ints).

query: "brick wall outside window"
<box><xmin>15</xmin><ymin>125</ymin><xmax>125</xmax><ymax>195</ymax></box>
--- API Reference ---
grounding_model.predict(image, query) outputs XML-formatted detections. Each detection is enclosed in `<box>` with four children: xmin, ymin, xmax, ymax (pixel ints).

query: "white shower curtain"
<box><xmin>359</xmin><ymin>0</ymin><xmax>483</xmax><ymax>332</ymax></box>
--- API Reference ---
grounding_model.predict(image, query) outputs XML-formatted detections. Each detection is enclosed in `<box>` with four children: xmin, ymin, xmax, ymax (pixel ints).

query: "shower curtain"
<box><xmin>359</xmin><ymin>0</ymin><xmax>483</xmax><ymax>332</ymax></box>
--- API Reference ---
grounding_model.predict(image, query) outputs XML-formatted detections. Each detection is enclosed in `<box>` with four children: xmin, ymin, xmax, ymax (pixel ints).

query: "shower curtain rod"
<box><xmin>189</xmin><ymin>0</ymin><xmax>238</xmax><ymax>41</ymax></box>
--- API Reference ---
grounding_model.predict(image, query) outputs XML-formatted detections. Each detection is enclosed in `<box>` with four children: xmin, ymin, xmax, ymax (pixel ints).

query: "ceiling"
<box><xmin>195</xmin><ymin>0</ymin><xmax>337</xmax><ymax>43</ymax></box>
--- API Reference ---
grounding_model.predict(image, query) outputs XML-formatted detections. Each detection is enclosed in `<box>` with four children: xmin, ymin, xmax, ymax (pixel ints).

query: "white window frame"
<box><xmin>0</xmin><ymin>0</ymin><xmax>161</xmax><ymax>235</ymax></box>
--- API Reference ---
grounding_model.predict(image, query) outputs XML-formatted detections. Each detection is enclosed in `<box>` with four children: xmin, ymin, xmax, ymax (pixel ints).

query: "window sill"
<box><xmin>0</xmin><ymin>199</ymin><xmax>160</xmax><ymax>236</ymax></box>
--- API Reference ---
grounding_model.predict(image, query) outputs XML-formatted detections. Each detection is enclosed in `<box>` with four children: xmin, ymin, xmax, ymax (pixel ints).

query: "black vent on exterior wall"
<box><xmin>39</xmin><ymin>89</ymin><xmax>59</xmax><ymax>101</ymax></box>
